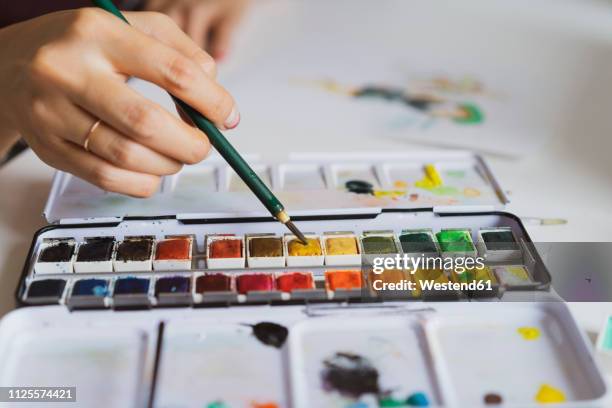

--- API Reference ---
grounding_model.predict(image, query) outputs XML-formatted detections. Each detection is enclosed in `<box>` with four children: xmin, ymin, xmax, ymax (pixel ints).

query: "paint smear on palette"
<box><xmin>535</xmin><ymin>384</ymin><xmax>566</xmax><ymax>403</ymax></box>
<box><xmin>292</xmin><ymin>319</ymin><xmax>437</xmax><ymax>407</ymax></box>
<box><xmin>604</xmin><ymin>317</ymin><xmax>612</xmax><ymax>351</ymax></box>
<box><xmin>246</xmin><ymin>322</ymin><xmax>289</xmax><ymax>349</ymax></box>
<box><xmin>518</xmin><ymin>327</ymin><xmax>541</xmax><ymax>341</ymax></box>
<box><xmin>321</xmin><ymin>352</ymin><xmax>381</xmax><ymax>398</ymax></box>
<box><xmin>155</xmin><ymin>324</ymin><xmax>286</xmax><ymax>408</ymax></box>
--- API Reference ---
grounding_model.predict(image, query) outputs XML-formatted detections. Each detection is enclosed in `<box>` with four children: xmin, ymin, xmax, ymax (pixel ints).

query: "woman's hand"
<box><xmin>0</xmin><ymin>9</ymin><xmax>239</xmax><ymax>197</ymax></box>
<box><xmin>145</xmin><ymin>0</ymin><xmax>248</xmax><ymax>60</ymax></box>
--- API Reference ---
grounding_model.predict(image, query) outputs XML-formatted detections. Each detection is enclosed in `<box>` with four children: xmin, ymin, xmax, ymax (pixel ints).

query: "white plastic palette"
<box><xmin>43</xmin><ymin>152</ymin><xmax>506</xmax><ymax>223</ymax></box>
<box><xmin>0</xmin><ymin>301</ymin><xmax>608</xmax><ymax>407</ymax></box>
<box><xmin>5</xmin><ymin>151</ymin><xmax>605</xmax><ymax>406</ymax></box>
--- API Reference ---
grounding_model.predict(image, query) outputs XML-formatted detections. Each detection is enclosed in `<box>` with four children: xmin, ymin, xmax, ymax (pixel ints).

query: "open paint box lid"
<box><xmin>43</xmin><ymin>151</ymin><xmax>508</xmax><ymax>224</ymax></box>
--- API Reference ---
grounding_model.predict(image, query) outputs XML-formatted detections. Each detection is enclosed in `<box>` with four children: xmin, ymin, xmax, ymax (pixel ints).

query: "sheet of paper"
<box><xmin>210</xmin><ymin>0</ymin><xmax>612</xmax><ymax>157</ymax></box>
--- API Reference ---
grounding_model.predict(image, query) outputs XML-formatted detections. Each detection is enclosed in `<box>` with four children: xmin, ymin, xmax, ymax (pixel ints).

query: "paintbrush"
<box><xmin>91</xmin><ymin>0</ymin><xmax>307</xmax><ymax>244</ymax></box>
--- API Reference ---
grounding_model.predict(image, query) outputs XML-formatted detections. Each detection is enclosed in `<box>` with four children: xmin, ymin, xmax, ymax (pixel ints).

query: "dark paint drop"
<box><xmin>249</xmin><ymin>322</ymin><xmax>288</xmax><ymax>348</ymax></box>
<box><xmin>484</xmin><ymin>393</ymin><xmax>503</xmax><ymax>405</ymax></box>
<box><xmin>345</xmin><ymin>180</ymin><xmax>374</xmax><ymax>195</ymax></box>
<box><xmin>321</xmin><ymin>352</ymin><xmax>380</xmax><ymax>398</ymax></box>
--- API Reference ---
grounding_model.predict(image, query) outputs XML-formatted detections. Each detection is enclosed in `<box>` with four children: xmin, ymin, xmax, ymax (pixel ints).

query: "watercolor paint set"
<box><xmin>17</xmin><ymin>152</ymin><xmax>555</xmax><ymax>308</ymax></box>
<box><xmin>3</xmin><ymin>152</ymin><xmax>610</xmax><ymax>407</ymax></box>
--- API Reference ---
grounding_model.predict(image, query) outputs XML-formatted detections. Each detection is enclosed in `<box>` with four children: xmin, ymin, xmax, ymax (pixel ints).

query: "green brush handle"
<box><xmin>91</xmin><ymin>0</ymin><xmax>285</xmax><ymax>217</ymax></box>
<box><xmin>176</xmin><ymin>100</ymin><xmax>284</xmax><ymax>216</ymax></box>
<box><xmin>92</xmin><ymin>0</ymin><xmax>128</xmax><ymax>23</ymax></box>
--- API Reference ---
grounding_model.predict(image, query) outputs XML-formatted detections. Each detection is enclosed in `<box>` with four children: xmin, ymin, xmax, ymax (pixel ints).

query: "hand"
<box><xmin>0</xmin><ymin>9</ymin><xmax>239</xmax><ymax>197</ymax></box>
<box><xmin>145</xmin><ymin>0</ymin><xmax>248</xmax><ymax>60</ymax></box>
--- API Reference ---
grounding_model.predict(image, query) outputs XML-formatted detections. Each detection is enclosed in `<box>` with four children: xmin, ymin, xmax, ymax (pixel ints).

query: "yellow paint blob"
<box><xmin>288</xmin><ymin>238</ymin><xmax>322</xmax><ymax>256</ymax></box>
<box><xmin>518</xmin><ymin>327</ymin><xmax>541</xmax><ymax>341</ymax></box>
<box><xmin>373</xmin><ymin>190</ymin><xmax>406</xmax><ymax>198</ymax></box>
<box><xmin>535</xmin><ymin>384</ymin><xmax>566</xmax><ymax>404</ymax></box>
<box><xmin>394</xmin><ymin>180</ymin><xmax>408</xmax><ymax>189</ymax></box>
<box><xmin>415</xmin><ymin>164</ymin><xmax>444</xmax><ymax>189</ymax></box>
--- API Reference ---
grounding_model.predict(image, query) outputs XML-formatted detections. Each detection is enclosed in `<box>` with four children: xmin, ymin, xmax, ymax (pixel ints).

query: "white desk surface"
<box><xmin>0</xmin><ymin>0</ymin><xmax>610</xmax><ymax>376</ymax></box>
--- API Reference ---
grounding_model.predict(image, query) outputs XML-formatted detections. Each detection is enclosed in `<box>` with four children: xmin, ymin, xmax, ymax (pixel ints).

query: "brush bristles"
<box><xmin>285</xmin><ymin>221</ymin><xmax>308</xmax><ymax>245</ymax></box>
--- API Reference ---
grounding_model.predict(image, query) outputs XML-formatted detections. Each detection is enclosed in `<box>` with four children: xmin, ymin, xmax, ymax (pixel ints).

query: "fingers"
<box><xmin>102</xmin><ymin>20</ymin><xmax>238</xmax><ymax>130</ymax></box>
<box><xmin>85</xmin><ymin>122</ymin><xmax>184</xmax><ymax>176</ymax></box>
<box><xmin>71</xmin><ymin>77</ymin><xmax>212</xmax><ymax>165</ymax></box>
<box><xmin>125</xmin><ymin>11</ymin><xmax>216</xmax><ymax>78</ymax></box>
<box><xmin>30</xmin><ymin>94</ymin><xmax>183</xmax><ymax>176</ymax></box>
<box><xmin>36</xmin><ymin>135</ymin><xmax>162</xmax><ymax>198</ymax></box>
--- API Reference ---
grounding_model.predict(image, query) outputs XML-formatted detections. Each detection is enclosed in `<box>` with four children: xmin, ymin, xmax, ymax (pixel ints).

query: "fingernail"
<box><xmin>224</xmin><ymin>107</ymin><xmax>240</xmax><ymax>130</ymax></box>
<box><xmin>214</xmin><ymin>51</ymin><xmax>227</xmax><ymax>62</ymax></box>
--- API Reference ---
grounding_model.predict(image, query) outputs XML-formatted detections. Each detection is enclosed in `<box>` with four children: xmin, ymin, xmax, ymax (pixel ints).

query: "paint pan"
<box><xmin>427</xmin><ymin>305</ymin><xmax>603</xmax><ymax>406</ymax></box>
<box><xmin>34</xmin><ymin>240</ymin><xmax>76</xmax><ymax>275</ymax></box>
<box><xmin>153</xmin><ymin>237</ymin><xmax>193</xmax><ymax>271</ymax></box>
<box><xmin>289</xmin><ymin>316</ymin><xmax>439</xmax><ymax>408</ymax></box>
<box><xmin>477</xmin><ymin>227</ymin><xmax>522</xmax><ymax>262</ymax></box>
<box><xmin>155</xmin><ymin>276</ymin><xmax>192</xmax><ymax>306</ymax></box>
<box><xmin>276</xmin><ymin>272</ymin><xmax>315</xmax><ymax>293</ymax></box>
<box><xmin>247</xmin><ymin>235</ymin><xmax>285</xmax><ymax>268</ymax></box>
<box><xmin>361</xmin><ymin>231</ymin><xmax>398</xmax><ymax>265</ymax></box>
<box><xmin>25</xmin><ymin>279</ymin><xmax>66</xmax><ymax>304</ymax></box>
<box><xmin>236</xmin><ymin>273</ymin><xmax>275</xmax><ymax>295</ymax></box>
<box><xmin>68</xmin><ymin>278</ymin><xmax>110</xmax><ymax>309</ymax></box>
<box><xmin>412</xmin><ymin>269</ymin><xmax>459</xmax><ymax>299</ymax></box>
<box><xmin>323</xmin><ymin>232</ymin><xmax>361</xmax><ymax>266</ymax></box>
<box><xmin>493</xmin><ymin>265</ymin><xmax>537</xmax><ymax>289</ymax></box>
<box><xmin>113</xmin><ymin>277</ymin><xmax>151</xmax><ymax>308</ymax></box>
<box><xmin>74</xmin><ymin>238</ymin><xmax>115</xmax><ymax>273</ymax></box>
<box><xmin>285</xmin><ymin>234</ymin><xmax>324</xmax><ymax>267</ymax></box>
<box><xmin>193</xmin><ymin>273</ymin><xmax>236</xmax><ymax>304</ymax></box>
<box><xmin>276</xmin><ymin>272</ymin><xmax>327</xmax><ymax>301</ymax></box>
<box><xmin>450</xmin><ymin>266</ymin><xmax>499</xmax><ymax>297</ymax></box>
<box><xmin>325</xmin><ymin>270</ymin><xmax>362</xmax><ymax>296</ymax></box>
<box><xmin>436</xmin><ymin>229</ymin><xmax>477</xmax><ymax>259</ymax></box>
<box><xmin>368</xmin><ymin>268</ymin><xmax>415</xmax><ymax>299</ymax></box>
<box><xmin>206</xmin><ymin>235</ymin><xmax>245</xmax><ymax>269</ymax></box>
<box><xmin>155</xmin><ymin>323</ymin><xmax>287</xmax><ymax>408</ymax></box>
<box><xmin>399</xmin><ymin>229</ymin><xmax>439</xmax><ymax>256</ymax></box>
<box><xmin>113</xmin><ymin>237</ymin><xmax>154</xmax><ymax>272</ymax></box>
<box><xmin>361</xmin><ymin>232</ymin><xmax>398</xmax><ymax>254</ymax></box>
<box><xmin>0</xmin><ymin>327</ymin><xmax>145</xmax><ymax>408</ymax></box>
<box><xmin>279</xmin><ymin>164</ymin><xmax>326</xmax><ymax>190</ymax></box>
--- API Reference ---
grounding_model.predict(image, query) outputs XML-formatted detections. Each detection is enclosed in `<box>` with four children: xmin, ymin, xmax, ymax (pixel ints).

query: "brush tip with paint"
<box><xmin>276</xmin><ymin>211</ymin><xmax>307</xmax><ymax>244</ymax></box>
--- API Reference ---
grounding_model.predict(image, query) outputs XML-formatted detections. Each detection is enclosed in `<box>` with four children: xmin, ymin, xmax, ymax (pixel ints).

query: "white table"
<box><xmin>0</xmin><ymin>0</ymin><xmax>610</xmax><ymax>375</ymax></box>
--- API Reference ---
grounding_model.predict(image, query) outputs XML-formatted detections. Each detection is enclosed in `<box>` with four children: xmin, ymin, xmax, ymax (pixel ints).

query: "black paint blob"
<box><xmin>249</xmin><ymin>322</ymin><xmax>288</xmax><ymax>348</ymax></box>
<box><xmin>345</xmin><ymin>180</ymin><xmax>374</xmax><ymax>195</ymax></box>
<box><xmin>321</xmin><ymin>352</ymin><xmax>380</xmax><ymax>398</ymax></box>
